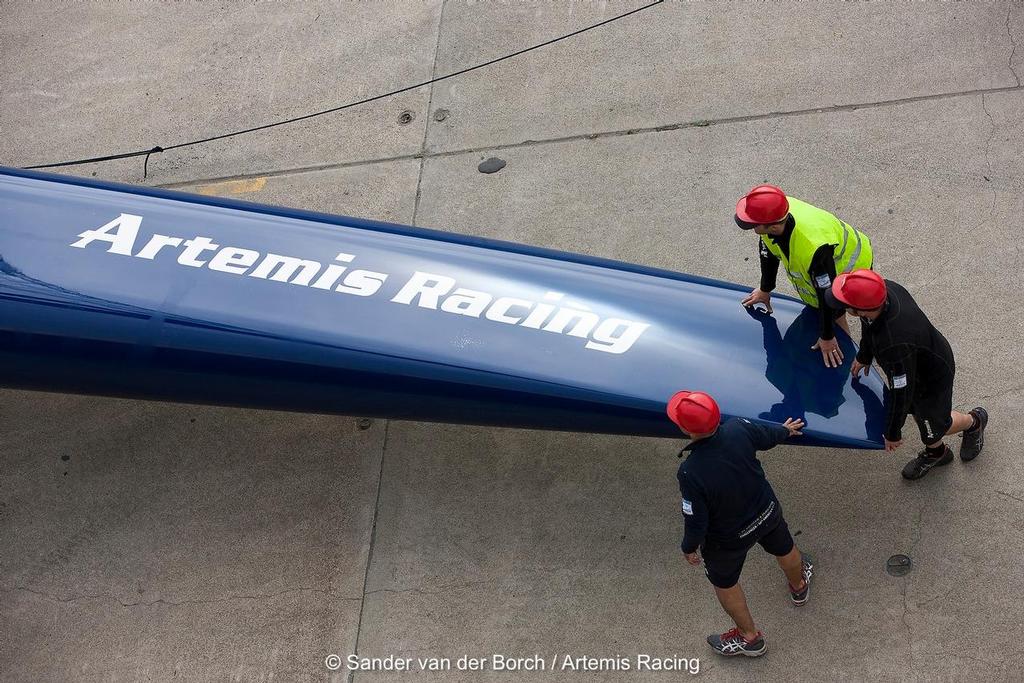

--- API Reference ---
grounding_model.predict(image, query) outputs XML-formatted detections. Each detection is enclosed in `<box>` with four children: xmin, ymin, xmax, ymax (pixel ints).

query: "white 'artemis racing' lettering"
<box><xmin>390</xmin><ymin>271</ymin><xmax>648</xmax><ymax>354</ymax></box>
<box><xmin>70</xmin><ymin>213</ymin><xmax>649</xmax><ymax>354</ymax></box>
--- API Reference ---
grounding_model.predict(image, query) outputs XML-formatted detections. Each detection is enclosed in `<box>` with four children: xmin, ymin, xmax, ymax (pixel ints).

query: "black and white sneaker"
<box><xmin>901</xmin><ymin>445</ymin><xmax>953</xmax><ymax>480</ymax></box>
<box><xmin>790</xmin><ymin>554</ymin><xmax>814</xmax><ymax>606</ymax></box>
<box><xmin>960</xmin><ymin>407</ymin><xmax>988</xmax><ymax>462</ymax></box>
<box><xmin>706</xmin><ymin>628</ymin><xmax>767</xmax><ymax>657</ymax></box>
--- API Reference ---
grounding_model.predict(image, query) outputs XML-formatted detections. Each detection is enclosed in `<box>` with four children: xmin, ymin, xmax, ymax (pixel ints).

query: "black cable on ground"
<box><xmin>23</xmin><ymin>0</ymin><xmax>665</xmax><ymax>176</ymax></box>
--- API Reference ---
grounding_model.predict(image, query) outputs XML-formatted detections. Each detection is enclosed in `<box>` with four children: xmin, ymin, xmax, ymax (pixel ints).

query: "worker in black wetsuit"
<box><xmin>826</xmin><ymin>269</ymin><xmax>990</xmax><ymax>479</ymax></box>
<box><xmin>668</xmin><ymin>390</ymin><xmax>812</xmax><ymax>658</ymax></box>
<box><xmin>734</xmin><ymin>184</ymin><xmax>873</xmax><ymax>368</ymax></box>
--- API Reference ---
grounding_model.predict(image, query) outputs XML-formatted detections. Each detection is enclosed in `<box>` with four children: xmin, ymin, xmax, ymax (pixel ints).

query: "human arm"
<box><xmin>758</xmin><ymin>239</ymin><xmax>780</xmax><ymax>293</ymax></box>
<box><xmin>737</xmin><ymin>417</ymin><xmax>792</xmax><ymax>450</ymax></box>
<box><xmin>879</xmin><ymin>348</ymin><xmax>918</xmax><ymax>444</ymax></box>
<box><xmin>851</xmin><ymin>321</ymin><xmax>876</xmax><ymax>374</ymax></box>
<box><xmin>810</xmin><ymin>245</ymin><xmax>839</xmax><ymax>341</ymax></box>
<box><xmin>808</xmin><ymin>245</ymin><xmax>844</xmax><ymax>366</ymax></box>
<box><xmin>743</xmin><ymin>240</ymin><xmax>778</xmax><ymax>312</ymax></box>
<box><xmin>678</xmin><ymin>469</ymin><xmax>708</xmax><ymax>555</ymax></box>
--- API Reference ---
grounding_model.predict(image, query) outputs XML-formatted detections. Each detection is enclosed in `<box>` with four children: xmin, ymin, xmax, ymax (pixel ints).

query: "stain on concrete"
<box><xmin>478</xmin><ymin>157</ymin><xmax>506</xmax><ymax>174</ymax></box>
<box><xmin>193</xmin><ymin>177</ymin><xmax>268</xmax><ymax>197</ymax></box>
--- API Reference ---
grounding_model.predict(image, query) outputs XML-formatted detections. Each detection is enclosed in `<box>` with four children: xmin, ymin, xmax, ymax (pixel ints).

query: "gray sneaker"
<box><xmin>706</xmin><ymin>628</ymin><xmax>766</xmax><ymax>657</ymax></box>
<box><xmin>790</xmin><ymin>554</ymin><xmax>814</xmax><ymax>606</ymax></box>
<box><xmin>960</xmin><ymin>407</ymin><xmax>988</xmax><ymax>462</ymax></box>
<box><xmin>901</xmin><ymin>445</ymin><xmax>953</xmax><ymax>480</ymax></box>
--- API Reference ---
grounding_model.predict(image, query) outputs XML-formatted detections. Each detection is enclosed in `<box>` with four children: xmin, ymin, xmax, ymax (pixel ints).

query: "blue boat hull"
<box><xmin>0</xmin><ymin>167</ymin><xmax>885</xmax><ymax>447</ymax></box>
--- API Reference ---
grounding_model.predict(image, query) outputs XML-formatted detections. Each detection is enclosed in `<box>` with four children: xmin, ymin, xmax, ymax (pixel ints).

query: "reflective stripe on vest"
<box><xmin>838</xmin><ymin>220</ymin><xmax>864</xmax><ymax>273</ymax></box>
<box><xmin>760</xmin><ymin>197</ymin><xmax>873</xmax><ymax>307</ymax></box>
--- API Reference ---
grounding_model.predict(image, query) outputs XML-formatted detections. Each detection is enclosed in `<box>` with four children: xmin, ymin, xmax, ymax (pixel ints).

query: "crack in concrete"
<box><xmin>926</xmin><ymin>92</ymin><xmax>1006</xmax><ymax>294</ymax></box>
<box><xmin>980</xmin><ymin>383</ymin><xmax>1024</xmax><ymax>401</ymax></box>
<box><xmin>925</xmin><ymin>93</ymin><xmax>995</xmax><ymax>290</ymax></box>
<box><xmin>1008</xmin><ymin>1</ymin><xmax>1021</xmax><ymax>87</ymax></box>
<box><xmin>909</xmin><ymin>501</ymin><xmax>925</xmax><ymax>554</ymax></box>
<box><xmin>901</xmin><ymin>502</ymin><xmax>925</xmax><ymax>674</ymax></box>
<box><xmin>974</xmin><ymin>93</ymin><xmax>1000</xmax><ymax>244</ymax></box>
<box><xmin>919</xmin><ymin>650</ymin><xmax>1006</xmax><ymax>669</ymax></box>
<box><xmin>348</xmin><ymin>419</ymin><xmax>393</xmax><ymax>683</ymax></box>
<box><xmin>364</xmin><ymin>579</ymin><xmax>495</xmax><ymax>597</ymax></box>
<box><xmin>918</xmin><ymin>562</ymin><xmax>982</xmax><ymax>608</ymax></box>
<box><xmin>411</xmin><ymin>0</ymin><xmax>447</xmax><ymax>230</ymax></box>
<box><xmin>996</xmin><ymin>489</ymin><xmax>1024</xmax><ymax>504</ymax></box>
<box><xmin>981</xmin><ymin>93</ymin><xmax>996</xmax><ymax>177</ymax></box>
<box><xmin>153</xmin><ymin>82</ymin><xmax>1024</xmax><ymax>191</ymax></box>
<box><xmin>3</xmin><ymin>584</ymin><xmax>355</xmax><ymax>608</ymax></box>
<box><xmin>917</xmin><ymin>584</ymin><xmax>957</xmax><ymax>608</ymax></box>
<box><xmin>900</xmin><ymin>578</ymin><xmax>913</xmax><ymax>673</ymax></box>
<box><xmin>157</xmin><ymin>151</ymin><xmax>423</xmax><ymax>190</ymax></box>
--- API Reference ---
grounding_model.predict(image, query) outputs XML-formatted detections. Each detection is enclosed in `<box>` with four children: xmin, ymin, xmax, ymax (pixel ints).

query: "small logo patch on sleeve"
<box><xmin>682</xmin><ymin>499</ymin><xmax>693</xmax><ymax>515</ymax></box>
<box><xmin>815</xmin><ymin>273</ymin><xmax>832</xmax><ymax>289</ymax></box>
<box><xmin>893</xmin><ymin>374</ymin><xmax>908</xmax><ymax>389</ymax></box>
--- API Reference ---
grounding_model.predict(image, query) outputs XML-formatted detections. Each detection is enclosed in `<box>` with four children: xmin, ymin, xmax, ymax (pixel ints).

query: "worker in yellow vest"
<box><xmin>735</xmin><ymin>185</ymin><xmax>873</xmax><ymax>368</ymax></box>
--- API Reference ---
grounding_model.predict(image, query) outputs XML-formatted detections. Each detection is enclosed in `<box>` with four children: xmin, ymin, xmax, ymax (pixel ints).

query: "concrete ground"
<box><xmin>2</xmin><ymin>1</ymin><xmax>1023</xmax><ymax>681</ymax></box>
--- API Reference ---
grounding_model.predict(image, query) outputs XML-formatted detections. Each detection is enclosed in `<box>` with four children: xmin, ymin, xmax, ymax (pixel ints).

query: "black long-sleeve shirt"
<box><xmin>854</xmin><ymin>280</ymin><xmax>955</xmax><ymax>441</ymax></box>
<box><xmin>677</xmin><ymin>418</ymin><xmax>789</xmax><ymax>553</ymax></box>
<box><xmin>758</xmin><ymin>217</ymin><xmax>839</xmax><ymax>341</ymax></box>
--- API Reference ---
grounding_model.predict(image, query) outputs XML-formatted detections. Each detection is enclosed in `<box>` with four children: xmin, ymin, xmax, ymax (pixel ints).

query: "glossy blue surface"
<box><xmin>0</xmin><ymin>167</ymin><xmax>885</xmax><ymax>447</ymax></box>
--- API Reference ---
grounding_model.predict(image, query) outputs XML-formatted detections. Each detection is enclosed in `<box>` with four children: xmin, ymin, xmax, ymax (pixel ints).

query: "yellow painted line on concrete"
<box><xmin>193</xmin><ymin>177</ymin><xmax>268</xmax><ymax>197</ymax></box>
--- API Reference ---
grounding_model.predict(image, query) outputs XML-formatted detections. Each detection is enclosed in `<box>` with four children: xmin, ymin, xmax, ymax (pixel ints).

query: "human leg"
<box><xmin>702</xmin><ymin>544</ymin><xmax>767</xmax><ymax>656</ymax></box>
<box><xmin>958</xmin><ymin>407</ymin><xmax>988</xmax><ymax>461</ymax></box>
<box><xmin>921</xmin><ymin>361</ymin><xmax>988</xmax><ymax>461</ymax></box>
<box><xmin>706</xmin><ymin>585</ymin><xmax>767</xmax><ymax>657</ymax></box>
<box><xmin>758</xmin><ymin>514</ymin><xmax>813</xmax><ymax>604</ymax></box>
<box><xmin>702</xmin><ymin>545</ymin><xmax>756</xmax><ymax>636</ymax></box>
<box><xmin>902</xmin><ymin>389</ymin><xmax>956</xmax><ymax>480</ymax></box>
<box><xmin>712</xmin><ymin>584</ymin><xmax>757</xmax><ymax>640</ymax></box>
<box><xmin>937</xmin><ymin>410</ymin><xmax>975</xmax><ymax>441</ymax></box>
<box><xmin>776</xmin><ymin>546</ymin><xmax>805</xmax><ymax>588</ymax></box>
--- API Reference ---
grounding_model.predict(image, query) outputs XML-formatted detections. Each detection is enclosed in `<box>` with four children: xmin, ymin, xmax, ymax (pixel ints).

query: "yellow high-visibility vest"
<box><xmin>760</xmin><ymin>197</ymin><xmax>873</xmax><ymax>307</ymax></box>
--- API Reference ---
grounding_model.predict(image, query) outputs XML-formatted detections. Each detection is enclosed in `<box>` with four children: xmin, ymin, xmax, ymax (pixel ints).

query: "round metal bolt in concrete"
<box><xmin>478</xmin><ymin>157</ymin><xmax>506</xmax><ymax>174</ymax></box>
<box><xmin>886</xmin><ymin>554</ymin><xmax>912</xmax><ymax>576</ymax></box>
<box><xmin>397</xmin><ymin>110</ymin><xmax>415</xmax><ymax>125</ymax></box>
<box><xmin>433</xmin><ymin>108</ymin><xmax>449</xmax><ymax>122</ymax></box>
<box><xmin>357</xmin><ymin>418</ymin><xmax>373</xmax><ymax>430</ymax></box>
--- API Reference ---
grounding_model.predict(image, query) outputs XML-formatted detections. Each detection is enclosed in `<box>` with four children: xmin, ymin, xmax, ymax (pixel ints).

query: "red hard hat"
<box><xmin>666</xmin><ymin>390</ymin><xmax>721</xmax><ymax>435</ymax></box>
<box><xmin>829</xmin><ymin>269</ymin><xmax>887</xmax><ymax>310</ymax></box>
<box><xmin>736</xmin><ymin>184</ymin><xmax>789</xmax><ymax>225</ymax></box>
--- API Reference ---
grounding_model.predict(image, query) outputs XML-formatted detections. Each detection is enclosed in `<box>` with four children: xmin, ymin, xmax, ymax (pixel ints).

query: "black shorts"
<box><xmin>910</xmin><ymin>380</ymin><xmax>954</xmax><ymax>444</ymax></box>
<box><xmin>701</xmin><ymin>511</ymin><xmax>795</xmax><ymax>589</ymax></box>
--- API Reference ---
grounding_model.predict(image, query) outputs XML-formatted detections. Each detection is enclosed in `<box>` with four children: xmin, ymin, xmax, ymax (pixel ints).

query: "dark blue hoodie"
<box><xmin>677</xmin><ymin>418</ymin><xmax>789</xmax><ymax>553</ymax></box>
